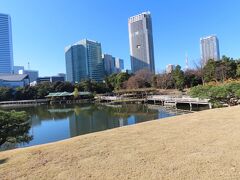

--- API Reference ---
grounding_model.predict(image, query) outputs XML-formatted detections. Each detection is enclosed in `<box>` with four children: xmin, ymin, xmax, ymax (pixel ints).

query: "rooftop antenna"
<box><xmin>185</xmin><ymin>53</ymin><xmax>189</xmax><ymax>70</ymax></box>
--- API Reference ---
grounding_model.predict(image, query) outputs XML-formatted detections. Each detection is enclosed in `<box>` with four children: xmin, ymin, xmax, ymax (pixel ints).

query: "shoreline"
<box><xmin>1</xmin><ymin>106</ymin><xmax>240</xmax><ymax>179</ymax></box>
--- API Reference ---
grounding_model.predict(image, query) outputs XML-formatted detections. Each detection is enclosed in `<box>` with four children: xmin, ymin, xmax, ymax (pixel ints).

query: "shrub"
<box><xmin>189</xmin><ymin>82</ymin><xmax>240</xmax><ymax>106</ymax></box>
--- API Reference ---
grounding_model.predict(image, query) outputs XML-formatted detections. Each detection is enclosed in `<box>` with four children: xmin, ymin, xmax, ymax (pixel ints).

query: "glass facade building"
<box><xmin>65</xmin><ymin>39</ymin><xmax>104</xmax><ymax>83</ymax></box>
<box><xmin>200</xmin><ymin>35</ymin><xmax>220</xmax><ymax>65</ymax></box>
<box><xmin>102</xmin><ymin>54</ymin><xmax>116</xmax><ymax>76</ymax></box>
<box><xmin>115</xmin><ymin>58</ymin><xmax>124</xmax><ymax>72</ymax></box>
<box><xmin>0</xmin><ymin>13</ymin><xmax>13</xmax><ymax>74</ymax></box>
<box><xmin>65</xmin><ymin>44</ymin><xmax>87</xmax><ymax>83</ymax></box>
<box><xmin>128</xmin><ymin>11</ymin><xmax>155</xmax><ymax>74</ymax></box>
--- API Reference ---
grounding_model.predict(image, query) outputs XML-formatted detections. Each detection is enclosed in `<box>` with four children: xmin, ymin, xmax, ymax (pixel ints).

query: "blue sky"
<box><xmin>1</xmin><ymin>0</ymin><xmax>240</xmax><ymax>76</ymax></box>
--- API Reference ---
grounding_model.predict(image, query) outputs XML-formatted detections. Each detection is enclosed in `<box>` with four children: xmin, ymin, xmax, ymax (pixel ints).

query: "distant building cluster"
<box><xmin>167</xmin><ymin>35</ymin><xmax>220</xmax><ymax>72</ymax></box>
<box><xmin>65</xmin><ymin>39</ymin><xmax>125</xmax><ymax>83</ymax></box>
<box><xmin>37</xmin><ymin>76</ymin><xmax>65</xmax><ymax>84</ymax></box>
<box><xmin>102</xmin><ymin>54</ymin><xmax>124</xmax><ymax>76</ymax></box>
<box><xmin>0</xmin><ymin>13</ymin><xmax>66</xmax><ymax>88</ymax></box>
<box><xmin>65</xmin><ymin>11</ymin><xmax>156</xmax><ymax>83</ymax></box>
<box><xmin>0</xmin><ymin>11</ymin><xmax>223</xmax><ymax>88</ymax></box>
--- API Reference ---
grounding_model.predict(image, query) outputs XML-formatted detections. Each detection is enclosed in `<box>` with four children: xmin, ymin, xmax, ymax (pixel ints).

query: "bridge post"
<box><xmin>209</xmin><ymin>103</ymin><xmax>212</xmax><ymax>109</ymax></box>
<box><xmin>190</xmin><ymin>103</ymin><xmax>192</xmax><ymax>111</ymax></box>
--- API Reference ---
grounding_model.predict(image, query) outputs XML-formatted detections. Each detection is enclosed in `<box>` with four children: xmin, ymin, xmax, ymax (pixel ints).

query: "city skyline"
<box><xmin>1</xmin><ymin>0</ymin><xmax>240</xmax><ymax>76</ymax></box>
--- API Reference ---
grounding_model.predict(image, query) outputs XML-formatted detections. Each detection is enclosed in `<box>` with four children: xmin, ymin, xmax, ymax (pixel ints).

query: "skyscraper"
<box><xmin>128</xmin><ymin>11</ymin><xmax>155</xmax><ymax>74</ymax></box>
<box><xmin>102</xmin><ymin>54</ymin><xmax>116</xmax><ymax>76</ymax></box>
<box><xmin>65</xmin><ymin>39</ymin><xmax>104</xmax><ymax>83</ymax></box>
<box><xmin>200</xmin><ymin>35</ymin><xmax>220</xmax><ymax>65</ymax></box>
<box><xmin>115</xmin><ymin>58</ymin><xmax>124</xmax><ymax>72</ymax></box>
<box><xmin>0</xmin><ymin>13</ymin><xmax>13</xmax><ymax>74</ymax></box>
<box><xmin>65</xmin><ymin>44</ymin><xmax>87</xmax><ymax>83</ymax></box>
<box><xmin>102</xmin><ymin>54</ymin><xmax>124</xmax><ymax>75</ymax></box>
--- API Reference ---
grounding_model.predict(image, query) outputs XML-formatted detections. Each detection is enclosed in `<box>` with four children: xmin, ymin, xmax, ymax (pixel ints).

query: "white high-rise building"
<box><xmin>166</xmin><ymin>64</ymin><xmax>175</xmax><ymax>74</ymax></box>
<box><xmin>128</xmin><ymin>11</ymin><xmax>155</xmax><ymax>74</ymax></box>
<box><xmin>200</xmin><ymin>35</ymin><xmax>220</xmax><ymax>65</ymax></box>
<box><xmin>0</xmin><ymin>13</ymin><xmax>13</xmax><ymax>74</ymax></box>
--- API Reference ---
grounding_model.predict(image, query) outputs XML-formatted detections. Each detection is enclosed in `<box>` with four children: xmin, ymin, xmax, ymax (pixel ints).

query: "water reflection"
<box><xmin>69</xmin><ymin>104</ymin><xmax>159</xmax><ymax>136</ymax></box>
<box><xmin>3</xmin><ymin>104</ymin><xmax>180</xmax><ymax>148</ymax></box>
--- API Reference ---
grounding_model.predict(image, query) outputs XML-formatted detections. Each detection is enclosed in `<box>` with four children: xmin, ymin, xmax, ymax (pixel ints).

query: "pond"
<box><xmin>3</xmin><ymin>103</ymin><xmax>186</xmax><ymax>149</ymax></box>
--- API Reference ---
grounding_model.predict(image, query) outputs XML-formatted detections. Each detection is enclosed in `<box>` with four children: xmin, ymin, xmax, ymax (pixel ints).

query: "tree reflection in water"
<box><xmin>2</xmin><ymin>103</ymin><xmax>178</xmax><ymax>149</ymax></box>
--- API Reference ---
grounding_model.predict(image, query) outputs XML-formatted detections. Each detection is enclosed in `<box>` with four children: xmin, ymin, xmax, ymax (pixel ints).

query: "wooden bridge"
<box><xmin>147</xmin><ymin>95</ymin><xmax>212</xmax><ymax>111</ymax></box>
<box><xmin>0</xmin><ymin>99</ymin><xmax>49</xmax><ymax>108</ymax></box>
<box><xmin>97</xmin><ymin>96</ymin><xmax>145</xmax><ymax>104</ymax></box>
<box><xmin>97</xmin><ymin>95</ymin><xmax>212</xmax><ymax>111</ymax></box>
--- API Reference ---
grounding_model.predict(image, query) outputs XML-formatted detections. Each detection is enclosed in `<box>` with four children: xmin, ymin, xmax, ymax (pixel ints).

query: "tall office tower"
<box><xmin>102</xmin><ymin>54</ymin><xmax>116</xmax><ymax>76</ymax></box>
<box><xmin>115</xmin><ymin>58</ymin><xmax>124</xmax><ymax>73</ymax></box>
<box><xmin>128</xmin><ymin>11</ymin><xmax>155</xmax><ymax>74</ymax></box>
<box><xmin>65</xmin><ymin>39</ymin><xmax>104</xmax><ymax>83</ymax></box>
<box><xmin>200</xmin><ymin>35</ymin><xmax>220</xmax><ymax>65</ymax></box>
<box><xmin>0</xmin><ymin>13</ymin><xmax>13</xmax><ymax>74</ymax></box>
<box><xmin>65</xmin><ymin>44</ymin><xmax>87</xmax><ymax>83</ymax></box>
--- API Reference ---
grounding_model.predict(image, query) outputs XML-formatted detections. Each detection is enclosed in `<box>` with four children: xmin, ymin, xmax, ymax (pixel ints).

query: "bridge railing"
<box><xmin>99</xmin><ymin>96</ymin><xmax>121</xmax><ymax>101</ymax></box>
<box><xmin>147</xmin><ymin>95</ymin><xmax>210</xmax><ymax>103</ymax></box>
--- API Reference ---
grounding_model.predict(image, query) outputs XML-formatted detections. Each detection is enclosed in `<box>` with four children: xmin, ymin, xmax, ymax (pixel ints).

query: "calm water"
<box><xmin>5</xmin><ymin>103</ymin><xmax>184</xmax><ymax>148</ymax></box>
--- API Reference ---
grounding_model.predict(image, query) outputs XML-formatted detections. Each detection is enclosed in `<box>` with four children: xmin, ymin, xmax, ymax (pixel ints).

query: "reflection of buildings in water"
<box><xmin>133</xmin><ymin>114</ymin><xmax>158</xmax><ymax>124</ymax></box>
<box><xmin>158</xmin><ymin>109</ymin><xmax>176</xmax><ymax>118</ymax></box>
<box><xmin>119</xmin><ymin>117</ymin><xmax>131</xmax><ymax>127</ymax></box>
<box><xmin>119</xmin><ymin>118</ymin><xmax>124</xmax><ymax>127</ymax></box>
<box><xmin>30</xmin><ymin>115</ymin><xmax>42</xmax><ymax>127</ymax></box>
<box><xmin>30</xmin><ymin>108</ymin><xmax>75</xmax><ymax>128</ymax></box>
<box><xmin>69</xmin><ymin>108</ymin><xmax>121</xmax><ymax>137</ymax></box>
<box><xmin>69</xmin><ymin>104</ymin><xmax>164</xmax><ymax>137</ymax></box>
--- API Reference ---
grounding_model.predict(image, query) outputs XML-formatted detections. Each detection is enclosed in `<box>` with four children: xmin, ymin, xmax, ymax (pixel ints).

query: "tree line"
<box><xmin>0</xmin><ymin>56</ymin><xmax>239</xmax><ymax>101</ymax></box>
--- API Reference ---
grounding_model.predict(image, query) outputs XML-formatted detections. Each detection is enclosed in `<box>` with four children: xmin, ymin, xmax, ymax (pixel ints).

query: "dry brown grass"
<box><xmin>0</xmin><ymin>106</ymin><xmax>240</xmax><ymax>180</ymax></box>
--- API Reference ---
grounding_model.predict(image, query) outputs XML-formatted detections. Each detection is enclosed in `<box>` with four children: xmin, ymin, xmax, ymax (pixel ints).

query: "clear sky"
<box><xmin>1</xmin><ymin>0</ymin><xmax>239</xmax><ymax>76</ymax></box>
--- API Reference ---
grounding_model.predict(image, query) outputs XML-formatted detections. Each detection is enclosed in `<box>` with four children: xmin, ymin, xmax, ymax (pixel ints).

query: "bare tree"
<box><xmin>193</xmin><ymin>58</ymin><xmax>205</xmax><ymax>85</ymax></box>
<box><xmin>126</xmin><ymin>69</ymin><xmax>153</xmax><ymax>89</ymax></box>
<box><xmin>155</xmin><ymin>72</ymin><xmax>175</xmax><ymax>89</ymax></box>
